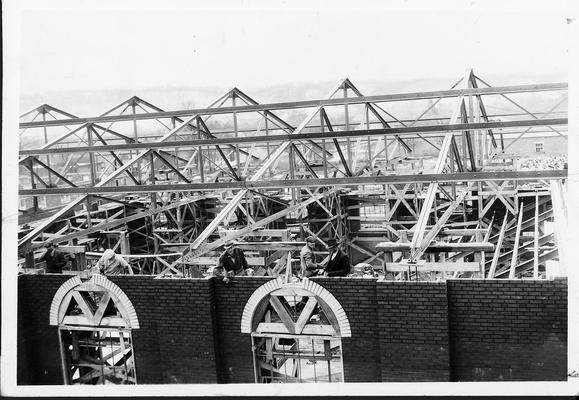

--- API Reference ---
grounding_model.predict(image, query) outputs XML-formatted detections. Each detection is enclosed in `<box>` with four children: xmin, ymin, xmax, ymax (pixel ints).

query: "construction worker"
<box><xmin>217</xmin><ymin>242</ymin><xmax>248</xmax><ymax>283</ymax></box>
<box><xmin>93</xmin><ymin>249</ymin><xmax>132</xmax><ymax>275</ymax></box>
<box><xmin>300</xmin><ymin>236</ymin><xmax>322</xmax><ymax>278</ymax></box>
<box><xmin>39</xmin><ymin>241</ymin><xmax>68</xmax><ymax>273</ymax></box>
<box><xmin>323</xmin><ymin>238</ymin><xmax>350</xmax><ymax>277</ymax></box>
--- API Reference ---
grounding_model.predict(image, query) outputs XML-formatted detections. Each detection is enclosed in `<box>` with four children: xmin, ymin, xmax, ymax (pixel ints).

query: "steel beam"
<box><xmin>19</xmin><ymin>118</ymin><xmax>567</xmax><ymax>156</ymax></box>
<box><xmin>19</xmin><ymin>83</ymin><xmax>568</xmax><ymax>128</ymax></box>
<box><xmin>19</xmin><ymin>170</ymin><xmax>567</xmax><ymax>195</ymax></box>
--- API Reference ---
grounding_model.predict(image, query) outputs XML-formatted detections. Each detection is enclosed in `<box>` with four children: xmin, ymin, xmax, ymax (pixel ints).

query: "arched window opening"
<box><xmin>242</xmin><ymin>278</ymin><xmax>351</xmax><ymax>383</ymax></box>
<box><xmin>50</xmin><ymin>274</ymin><xmax>139</xmax><ymax>385</ymax></box>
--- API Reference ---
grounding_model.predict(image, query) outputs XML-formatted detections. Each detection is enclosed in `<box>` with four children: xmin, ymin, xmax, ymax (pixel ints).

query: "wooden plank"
<box><xmin>495</xmin><ymin>248</ymin><xmax>558</xmax><ymax>278</ymax></box>
<box><xmin>233</xmin><ymin>242</ymin><xmax>306</xmax><ymax>251</ymax></box>
<box><xmin>398</xmin><ymin>228</ymin><xmax>487</xmax><ymax>236</ymax></box>
<box><xmin>509</xmin><ymin>203</ymin><xmax>525</xmax><ymax>279</ymax></box>
<box><xmin>222</xmin><ymin>229</ymin><xmax>290</xmax><ymax>238</ymax></box>
<box><xmin>385</xmin><ymin>262</ymin><xmax>481</xmax><ymax>272</ymax></box>
<box><xmin>377</xmin><ymin>241</ymin><xmax>494</xmax><ymax>252</ymax></box>
<box><xmin>188</xmin><ymin>256</ymin><xmax>265</xmax><ymax>267</ymax></box>
<box><xmin>256</xmin><ymin>322</ymin><xmax>335</xmax><ymax>336</ymax></box>
<box><xmin>549</xmin><ymin>180</ymin><xmax>567</xmax><ymax>275</ymax></box>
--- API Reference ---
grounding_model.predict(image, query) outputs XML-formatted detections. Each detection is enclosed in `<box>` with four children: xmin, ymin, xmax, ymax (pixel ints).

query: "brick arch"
<box><xmin>240</xmin><ymin>278</ymin><xmax>351</xmax><ymax>337</ymax></box>
<box><xmin>49</xmin><ymin>274</ymin><xmax>139</xmax><ymax>328</ymax></box>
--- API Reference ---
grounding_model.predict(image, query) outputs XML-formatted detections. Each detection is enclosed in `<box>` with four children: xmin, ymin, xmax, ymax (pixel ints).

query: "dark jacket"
<box><xmin>39</xmin><ymin>249</ymin><xmax>67</xmax><ymax>273</ymax></box>
<box><xmin>324</xmin><ymin>249</ymin><xmax>350</xmax><ymax>277</ymax></box>
<box><xmin>218</xmin><ymin>248</ymin><xmax>248</xmax><ymax>273</ymax></box>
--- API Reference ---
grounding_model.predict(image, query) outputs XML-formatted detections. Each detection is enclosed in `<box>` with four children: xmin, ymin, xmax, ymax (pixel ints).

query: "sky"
<box><xmin>16</xmin><ymin>0</ymin><xmax>569</xmax><ymax>96</ymax></box>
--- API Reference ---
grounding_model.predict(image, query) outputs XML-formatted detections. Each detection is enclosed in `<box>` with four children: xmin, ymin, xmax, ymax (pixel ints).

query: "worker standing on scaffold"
<box><xmin>216</xmin><ymin>242</ymin><xmax>248</xmax><ymax>284</ymax></box>
<box><xmin>300</xmin><ymin>236</ymin><xmax>323</xmax><ymax>278</ymax></box>
<box><xmin>91</xmin><ymin>249</ymin><xmax>132</xmax><ymax>275</ymax></box>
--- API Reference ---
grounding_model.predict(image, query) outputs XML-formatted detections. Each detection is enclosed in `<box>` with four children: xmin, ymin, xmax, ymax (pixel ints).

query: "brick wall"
<box><xmin>16</xmin><ymin>275</ymin><xmax>567</xmax><ymax>385</ymax></box>
<box><xmin>107</xmin><ymin>276</ymin><xmax>220</xmax><ymax>384</ymax></box>
<box><xmin>212</xmin><ymin>276</ymin><xmax>274</xmax><ymax>383</ymax></box>
<box><xmin>376</xmin><ymin>281</ymin><xmax>450</xmax><ymax>382</ymax></box>
<box><xmin>310</xmin><ymin>277</ymin><xmax>382</xmax><ymax>382</ymax></box>
<box><xmin>447</xmin><ymin>279</ymin><xmax>567</xmax><ymax>381</ymax></box>
<box><xmin>18</xmin><ymin>274</ymin><xmax>70</xmax><ymax>385</ymax></box>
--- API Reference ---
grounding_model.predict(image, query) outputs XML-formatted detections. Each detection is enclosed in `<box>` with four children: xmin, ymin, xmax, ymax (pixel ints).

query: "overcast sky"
<box><xmin>17</xmin><ymin>0</ymin><xmax>569</xmax><ymax>96</ymax></box>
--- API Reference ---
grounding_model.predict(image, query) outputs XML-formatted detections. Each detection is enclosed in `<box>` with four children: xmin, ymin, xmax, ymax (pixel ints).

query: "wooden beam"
<box><xmin>509</xmin><ymin>203</ymin><xmax>525</xmax><ymax>279</ymax></box>
<box><xmin>187</xmin><ymin>256</ymin><xmax>265</xmax><ymax>266</ymax></box>
<box><xmin>256</xmin><ymin>322</ymin><xmax>335</xmax><ymax>336</ymax></box>
<box><xmin>268</xmin><ymin>296</ymin><xmax>296</xmax><ymax>334</ymax></box>
<box><xmin>295</xmin><ymin>297</ymin><xmax>319</xmax><ymax>334</ymax></box>
<box><xmin>22</xmin><ymin>197</ymin><xmax>205</xmax><ymax>251</ymax></box>
<box><xmin>233</xmin><ymin>242</ymin><xmax>306</xmax><ymax>251</ymax></box>
<box><xmin>412</xmin><ymin>188</ymin><xmax>470</xmax><ymax>260</ymax></box>
<box><xmin>385</xmin><ymin>262</ymin><xmax>481</xmax><ymax>272</ymax></box>
<box><xmin>377</xmin><ymin>241</ymin><xmax>494</xmax><ymax>252</ymax></box>
<box><xmin>182</xmin><ymin>188</ymin><xmax>339</xmax><ymax>262</ymax></box>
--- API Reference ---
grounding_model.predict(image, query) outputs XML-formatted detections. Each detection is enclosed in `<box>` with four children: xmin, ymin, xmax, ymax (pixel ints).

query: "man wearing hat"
<box><xmin>39</xmin><ymin>241</ymin><xmax>68</xmax><ymax>273</ymax></box>
<box><xmin>93</xmin><ymin>249</ymin><xmax>132</xmax><ymax>275</ymax></box>
<box><xmin>217</xmin><ymin>242</ymin><xmax>248</xmax><ymax>283</ymax></box>
<box><xmin>323</xmin><ymin>238</ymin><xmax>350</xmax><ymax>277</ymax></box>
<box><xmin>300</xmin><ymin>236</ymin><xmax>322</xmax><ymax>278</ymax></box>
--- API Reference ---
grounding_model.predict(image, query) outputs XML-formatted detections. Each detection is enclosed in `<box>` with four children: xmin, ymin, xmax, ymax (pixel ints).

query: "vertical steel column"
<box><xmin>197</xmin><ymin>118</ymin><xmax>205</xmax><ymax>183</ymax></box>
<box><xmin>365</xmin><ymin>105</ymin><xmax>372</xmax><ymax>172</ymax></box>
<box><xmin>466</xmin><ymin>93</ymin><xmax>473</xmax><ymax>169</ymax></box>
<box><xmin>343</xmin><ymin>86</ymin><xmax>352</xmax><ymax>166</ymax></box>
<box><xmin>265</xmin><ymin>112</ymin><xmax>272</xmax><ymax>176</ymax></box>
<box><xmin>321</xmin><ymin>113</ymin><xmax>328</xmax><ymax>178</ymax></box>
<box><xmin>172</xmin><ymin>117</ymin><xmax>179</xmax><ymax>171</ymax></box>
<box><xmin>87</xmin><ymin>125</ymin><xmax>97</xmax><ymax>185</ymax></box>
<box><xmin>28</xmin><ymin>158</ymin><xmax>39</xmax><ymax>210</ymax></box>
<box><xmin>131</xmin><ymin>101</ymin><xmax>142</xmax><ymax>183</ymax></box>
<box><xmin>41</xmin><ymin>109</ymin><xmax>53</xmax><ymax>186</ymax></box>
<box><xmin>289</xmin><ymin>143</ymin><xmax>297</xmax><ymax>207</ymax></box>
<box><xmin>232</xmin><ymin>93</ymin><xmax>241</xmax><ymax>176</ymax></box>
<box><xmin>149</xmin><ymin>152</ymin><xmax>158</xmax><ymax>261</ymax></box>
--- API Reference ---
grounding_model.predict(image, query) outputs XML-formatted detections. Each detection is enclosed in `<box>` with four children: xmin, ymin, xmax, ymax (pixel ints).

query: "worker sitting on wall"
<box><xmin>216</xmin><ymin>242</ymin><xmax>248</xmax><ymax>283</ymax></box>
<box><xmin>92</xmin><ymin>249</ymin><xmax>132</xmax><ymax>275</ymax></box>
<box><xmin>322</xmin><ymin>238</ymin><xmax>351</xmax><ymax>277</ymax></box>
<box><xmin>39</xmin><ymin>241</ymin><xmax>68</xmax><ymax>273</ymax></box>
<box><xmin>300</xmin><ymin>236</ymin><xmax>322</xmax><ymax>278</ymax></box>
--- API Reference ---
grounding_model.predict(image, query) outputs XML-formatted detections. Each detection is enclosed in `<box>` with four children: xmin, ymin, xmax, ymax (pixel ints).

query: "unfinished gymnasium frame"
<box><xmin>17</xmin><ymin>68</ymin><xmax>568</xmax><ymax>282</ymax></box>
